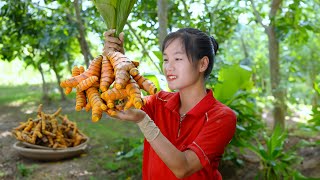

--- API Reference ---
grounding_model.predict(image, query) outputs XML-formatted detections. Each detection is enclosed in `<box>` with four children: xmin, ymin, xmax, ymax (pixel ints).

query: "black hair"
<box><xmin>161</xmin><ymin>28</ymin><xmax>219</xmax><ymax>79</ymax></box>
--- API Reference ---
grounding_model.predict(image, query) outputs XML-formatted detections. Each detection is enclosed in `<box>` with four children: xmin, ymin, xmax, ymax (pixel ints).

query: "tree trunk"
<box><xmin>67</xmin><ymin>58</ymin><xmax>72</xmax><ymax>75</ymax></box>
<box><xmin>269</xmin><ymin>0</ymin><xmax>285</xmax><ymax>129</ymax></box>
<box><xmin>310</xmin><ymin>73</ymin><xmax>319</xmax><ymax>110</ymax></box>
<box><xmin>312</xmin><ymin>87</ymin><xmax>320</xmax><ymax>110</ymax></box>
<box><xmin>74</xmin><ymin>0</ymin><xmax>93</xmax><ymax>68</ymax></box>
<box><xmin>52</xmin><ymin>64</ymin><xmax>66</xmax><ymax>101</ymax></box>
<box><xmin>250</xmin><ymin>0</ymin><xmax>285</xmax><ymax>129</ymax></box>
<box><xmin>38</xmin><ymin>64</ymin><xmax>50</xmax><ymax>102</ymax></box>
<box><xmin>267</xmin><ymin>26</ymin><xmax>285</xmax><ymax>129</ymax></box>
<box><xmin>157</xmin><ymin>0</ymin><xmax>168</xmax><ymax>50</ymax></box>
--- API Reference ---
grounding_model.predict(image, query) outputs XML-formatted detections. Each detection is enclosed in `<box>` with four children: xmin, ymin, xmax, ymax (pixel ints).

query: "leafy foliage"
<box><xmin>242</xmin><ymin>125</ymin><xmax>313</xmax><ymax>180</ymax></box>
<box><xmin>211</xmin><ymin>65</ymin><xmax>264</xmax><ymax>164</ymax></box>
<box><xmin>16</xmin><ymin>163</ymin><xmax>38</xmax><ymax>177</ymax></box>
<box><xmin>112</xmin><ymin>138</ymin><xmax>143</xmax><ymax>178</ymax></box>
<box><xmin>93</xmin><ymin>0</ymin><xmax>137</xmax><ymax>36</ymax></box>
<box><xmin>0</xmin><ymin>0</ymin><xmax>79</xmax><ymax>76</ymax></box>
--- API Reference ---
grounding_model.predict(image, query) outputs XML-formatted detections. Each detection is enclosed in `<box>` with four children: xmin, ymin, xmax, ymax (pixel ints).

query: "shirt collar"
<box><xmin>165</xmin><ymin>89</ymin><xmax>217</xmax><ymax>117</ymax></box>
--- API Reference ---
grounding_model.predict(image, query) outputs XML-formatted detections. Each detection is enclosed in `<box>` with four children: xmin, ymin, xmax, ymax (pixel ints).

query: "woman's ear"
<box><xmin>199</xmin><ymin>56</ymin><xmax>209</xmax><ymax>72</ymax></box>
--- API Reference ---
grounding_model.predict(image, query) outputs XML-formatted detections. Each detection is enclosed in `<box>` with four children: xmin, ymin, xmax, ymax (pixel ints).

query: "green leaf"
<box><xmin>116</xmin><ymin>0</ymin><xmax>137</xmax><ymax>35</ymax></box>
<box><xmin>121</xmin><ymin>144</ymin><xmax>143</xmax><ymax>159</ymax></box>
<box><xmin>93</xmin><ymin>0</ymin><xmax>117</xmax><ymax>29</ymax></box>
<box><xmin>269</xmin><ymin>125</ymin><xmax>287</xmax><ymax>154</ymax></box>
<box><xmin>104</xmin><ymin>162</ymin><xmax>120</xmax><ymax>171</ymax></box>
<box><xmin>236</xmin><ymin>124</ymin><xmax>246</xmax><ymax>131</ymax></box>
<box><xmin>257</xmin><ymin>143</ymin><xmax>268</xmax><ymax>160</ymax></box>
<box><xmin>152</xmin><ymin>51</ymin><xmax>162</xmax><ymax>60</ymax></box>
<box><xmin>152</xmin><ymin>51</ymin><xmax>164</xmax><ymax>74</ymax></box>
<box><xmin>93</xmin><ymin>0</ymin><xmax>137</xmax><ymax>36</ymax></box>
<box><xmin>214</xmin><ymin>65</ymin><xmax>253</xmax><ymax>102</ymax></box>
<box><xmin>314</xmin><ymin>82</ymin><xmax>320</xmax><ymax>95</ymax></box>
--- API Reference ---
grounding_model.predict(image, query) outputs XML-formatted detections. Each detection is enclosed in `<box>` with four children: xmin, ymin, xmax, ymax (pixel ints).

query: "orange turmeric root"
<box><xmin>37</xmin><ymin>104</ymin><xmax>43</xmax><ymax>118</ymax></box>
<box><xmin>73</xmin><ymin>133</ymin><xmax>84</xmax><ymax>146</ymax></box>
<box><xmin>59</xmin><ymin>47</ymin><xmax>158</xmax><ymax>120</ymax></box>
<box><xmin>106</xmin><ymin>108</ymin><xmax>117</xmax><ymax>116</ymax></box>
<box><xmin>75</xmin><ymin>91</ymin><xmax>87</xmax><ymax>111</ymax></box>
<box><xmin>79</xmin><ymin>65</ymin><xmax>85</xmax><ymax>74</ymax></box>
<box><xmin>31</xmin><ymin>121</ymin><xmax>42</xmax><ymax>144</ymax></box>
<box><xmin>12</xmin><ymin>105</ymin><xmax>87</xmax><ymax>148</ymax></box>
<box><xmin>100</xmin><ymin>56</ymin><xmax>115</xmax><ymax>92</ymax></box>
<box><xmin>106</xmin><ymin>99</ymin><xmax>114</xmax><ymax>109</ymax></box>
<box><xmin>101</xmin><ymin>88</ymin><xmax>127</xmax><ymax>101</ymax></box>
<box><xmin>133</xmin><ymin>73</ymin><xmax>157</xmax><ymax>95</ymax></box>
<box><xmin>86</xmin><ymin>87</ymin><xmax>106</xmax><ymax>122</ymax></box>
<box><xmin>51</xmin><ymin>107</ymin><xmax>62</xmax><ymax>118</ymax></box>
<box><xmin>13</xmin><ymin>130</ymin><xmax>23</xmax><ymax>141</ymax></box>
<box><xmin>125</xmin><ymin>78</ymin><xmax>143</xmax><ymax>109</ymax></box>
<box><xmin>22</xmin><ymin>119</ymin><xmax>34</xmax><ymax>133</ymax></box>
<box><xmin>65</xmin><ymin>66</ymin><xmax>80</xmax><ymax>94</ymax></box>
<box><xmin>60</xmin><ymin>56</ymin><xmax>102</xmax><ymax>88</ymax></box>
<box><xmin>85</xmin><ymin>102</ymin><xmax>91</xmax><ymax>112</ymax></box>
<box><xmin>76</xmin><ymin>76</ymin><xmax>99</xmax><ymax>92</ymax></box>
<box><xmin>106</xmin><ymin>52</ymin><xmax>139</xmax><ymax>89</ymax></box>
<box><xmin>72</xmin><ymin>66</ymin><xmax>87</xmax><ymax>111</ymax></box>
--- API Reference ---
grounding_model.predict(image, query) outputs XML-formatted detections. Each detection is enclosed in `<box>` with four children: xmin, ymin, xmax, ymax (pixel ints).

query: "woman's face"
<box><xmin>162</xmin><ymin>38</ymin><xmax>202</xmax><ymax>91</ymax></box>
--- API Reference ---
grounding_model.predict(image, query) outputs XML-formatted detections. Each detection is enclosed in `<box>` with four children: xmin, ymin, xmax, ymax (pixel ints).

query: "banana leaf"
<box><xmin>93</xmin><ymin>0</ymin><xmax>137</xmax><ymax>36</ymax></box>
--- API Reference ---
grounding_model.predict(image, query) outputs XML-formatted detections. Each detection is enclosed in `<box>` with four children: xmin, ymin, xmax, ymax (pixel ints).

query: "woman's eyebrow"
<box><xmin>174</xmin><ymin>51</ymin><xmax>184</xmax><ymax>55</ymax></box>
<box><xmin>163</xmin><ymin>51</ymin><xmax>184</xmax><ymax>56</ymax></box>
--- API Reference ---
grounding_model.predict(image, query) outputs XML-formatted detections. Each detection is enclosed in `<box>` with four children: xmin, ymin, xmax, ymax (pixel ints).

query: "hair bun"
<box><xmin>210</xmin><ymin>36</ymin><xmax>219</xmax><ymax>54</ymax></box>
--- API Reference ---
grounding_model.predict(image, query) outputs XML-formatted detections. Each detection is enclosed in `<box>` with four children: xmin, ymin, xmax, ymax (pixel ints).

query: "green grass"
<box><xmin>0</xmin><ymin>84</ymin><xmax>42</xmax><ymax>105</ymax></box>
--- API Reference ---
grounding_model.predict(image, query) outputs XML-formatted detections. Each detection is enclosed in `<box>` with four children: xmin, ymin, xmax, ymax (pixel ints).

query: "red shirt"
<box><xmin>141</xmin><ymin>89</ymin><xmax>237</xmax><ymax>180</ymax></box>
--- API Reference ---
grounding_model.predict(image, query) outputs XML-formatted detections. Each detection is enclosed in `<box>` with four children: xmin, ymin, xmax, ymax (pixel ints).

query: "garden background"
<box><xmin>0</xmin><ymin>0</ymin><xmax>319</xmax><ymax>179</ymax></box>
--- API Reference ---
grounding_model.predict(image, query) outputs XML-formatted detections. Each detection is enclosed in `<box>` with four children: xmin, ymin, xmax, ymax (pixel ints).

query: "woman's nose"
<box><xmin>164</xmin><ymin>61</ymin><xmax>174</xmax><ymax>72</ymax></box>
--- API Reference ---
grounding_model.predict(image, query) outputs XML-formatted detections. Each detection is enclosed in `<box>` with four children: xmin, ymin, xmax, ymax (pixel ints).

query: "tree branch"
<box><xmin>74</xmin><ymin>0</ymin><xmax>93</xmax><ymax>68</ymax></box>
<box><xmin>157</xmin><ymin>0</ymin><xmax>168</xmax><ymax>49</ymax></box>
<box><xmin>270</xmin><ymin>0</ymin><xmax>283</xmax><ymax>18</ymax></box>
<box><xmin>204</xmin><ymin>0</ymin><xmax>222</xmax><ymax>34</ymax></box>
<box><xmin>249</xmin><ymin>0</ymin><xmax>268</xmax><ymax>30</ymax></box>
<box><xmin>127</xmin><ymin>23</ymin><xmax>162</xmax><ymax>73</ymax></box>
<box><xmin>213</xmin><ymin>0</ymin><xmax>222</xmax><ymax>13</ymax></box>
<box><xmin>180</xmin><ymin>1</ymin><xmax>191</xmax><ymax>21</ymax></box>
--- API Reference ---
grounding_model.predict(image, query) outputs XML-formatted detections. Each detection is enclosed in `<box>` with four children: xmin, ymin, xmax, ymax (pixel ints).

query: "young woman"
<box><xmin>104</xmin><ymin>28</ymin><xmax>237</xmax><ymax>180</ymax></box>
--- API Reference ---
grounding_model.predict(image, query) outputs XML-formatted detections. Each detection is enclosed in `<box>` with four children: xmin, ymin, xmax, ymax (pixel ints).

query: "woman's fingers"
<box><xmin>103</xmin><ymin>29</ymin><xmax>125</xmax><ymax>54</ymax></box>
<box><xmin>113</xmin><ymin>109</ymin><xmax>146</xmax><ymax>123</ymax></box>
<box><xmin>103</xmin><ymin>44</ymin><xmax>122</xmax><ymax>52</ymax></box>
<box><xmin>105</xmin><ymin>36</ymin><xmax>122</xmax><ymax>45</ymax></box>
<box><xmin>104</xmin><ymin>43</ymin><xmax>122</xmax><ymax>51</ymax></box>
<box><xmin>119</xmin><ymin>32</ymin><xmax>125</xmax><ymax>43</ymax></box>
<box><xmin>104</xmin><ymin>29</ymin><xmax>122</xmax><ymax>44</ymax></box>
<box><xmin>118</xmin><ymin>32</ymin><xmax>125</xmax><ymax>54</ymax></box>
<box><xmin>103</xmin><ymin>29</ymin><xmax>115</xmax><ymax>37</ymax></box>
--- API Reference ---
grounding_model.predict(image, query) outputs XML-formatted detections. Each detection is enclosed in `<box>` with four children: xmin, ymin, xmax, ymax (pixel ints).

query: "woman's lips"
<box><xmin>166</xmin><ymin>75</ymin><xmax>177</xmax><ymax>81</ymax></box>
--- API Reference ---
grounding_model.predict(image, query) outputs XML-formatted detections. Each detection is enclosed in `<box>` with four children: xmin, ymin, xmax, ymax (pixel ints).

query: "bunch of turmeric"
<box><xmin>60</xmin><ymin>51</ymin><xmax>157</xmax><ymax>122</ymax></box>
<box><xmin>12</xmin><ymin>104</ymin><xmax>87</xmax><ymax>149</ymax></box>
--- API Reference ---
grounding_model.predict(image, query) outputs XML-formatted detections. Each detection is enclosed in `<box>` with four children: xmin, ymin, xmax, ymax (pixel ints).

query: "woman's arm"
<box><xmin>150</xmin><ymin>131</ymin><xmax>203</xmax><ymax>178</ymax></box>
<box><xmin>116</xmin><ymin>109</ymin><xmax>203</xmax><ymax>179</ymax></box>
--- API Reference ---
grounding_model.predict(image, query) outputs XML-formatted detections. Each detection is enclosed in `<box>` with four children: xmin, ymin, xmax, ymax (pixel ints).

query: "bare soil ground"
<box><xmin>0</xmin><ymin>102</ymin><xmax>126</xmax><ymax>180</ymax></box>
<box><xmin>0</xmin><ymin>102</ymin><xmax>319</xmax><ymax>180</ymax></box>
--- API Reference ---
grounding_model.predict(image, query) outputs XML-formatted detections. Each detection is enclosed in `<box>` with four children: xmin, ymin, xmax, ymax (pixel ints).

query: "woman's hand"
<box><xmin>114</xmin><ymin>108</ymin><xmax>146</xmax><ymax>123</ymax></box>
<box><xmin>103</xmin><ymin>29</ymin><xmax>125</xmax><ymax>54</ymax></box>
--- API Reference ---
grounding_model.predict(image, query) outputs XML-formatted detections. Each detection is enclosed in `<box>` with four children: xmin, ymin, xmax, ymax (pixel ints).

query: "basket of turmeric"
<box><xmin>12</xmin><ymin>104</ymin><xmax>89</xmax><ymax>161</ymax></box>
